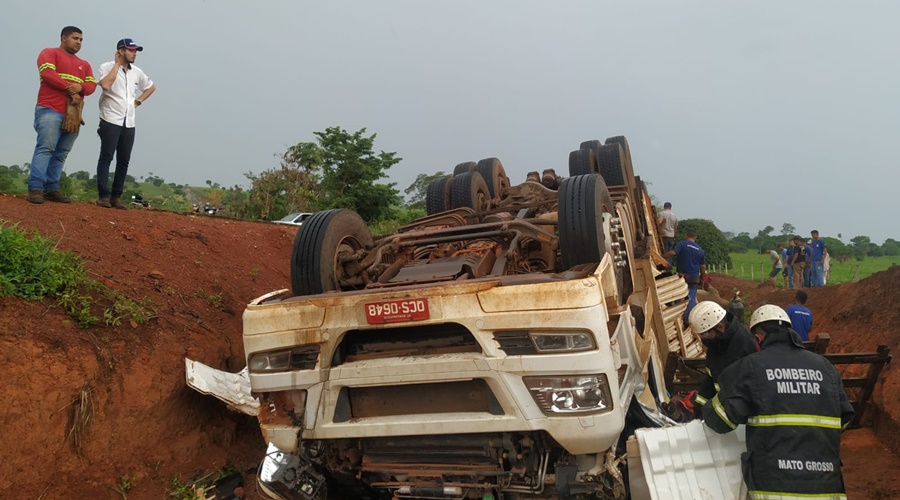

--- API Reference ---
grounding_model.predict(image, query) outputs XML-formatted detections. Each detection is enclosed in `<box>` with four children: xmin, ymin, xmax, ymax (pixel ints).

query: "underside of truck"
<box><xmin>187</xmin><ymin>136</ymin><xmax>699</xmax><ymax>499</ymax></box>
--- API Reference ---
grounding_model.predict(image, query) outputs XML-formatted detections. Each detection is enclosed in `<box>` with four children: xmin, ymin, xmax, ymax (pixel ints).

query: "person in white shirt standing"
<box><xmin>658</xmin><ymin>202</ymin><xmax>678</xmax><ymax>264</ymax></box>
<box><xmin>95</xmin><ymin>38</ymin><xmax>155</xmax><ymax>209</ymax></box>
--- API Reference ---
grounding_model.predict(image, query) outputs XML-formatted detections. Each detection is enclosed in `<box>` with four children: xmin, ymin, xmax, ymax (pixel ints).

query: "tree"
<box><xmin>289</xmin><ymin>127</ymin><xmax>401</xmax><ymax>222</ymax></box>
<box><xmin>70</xmin><ymin>170</ymin><xmax>90</xmax><ymax>181</ymax></box>
<box><xmin>850</xmin><ymin>235</ymin><xmax>871</xmax><ymax>258</ymax></box>
<box><xmin>677</xmin><ymin>219</ymin><xmax>732</xmax><ymax>267</ymax></box>
<box><xmin>822</xmin><ymin>237</ymin><xmax>849</xmax><ymax>261</ymax></box>
<box><xmin>404</xmin><ymin>171</ymin><xmax>448</xmax><ymax>211</ymax></box>
<box><xmin>881</xmin><ymin>238</ymin><xmax>900</xmax><ymax>256</ymax></box>
<box><xmin>0</xmin><ymin>171</ymin><xmax>12</xmax><ymax>193</ymax></box>
<box><xmin>780</xmin><ymin>223</ymin><xmax>795</xmax><ymax>237</ymax></box>
<box><xmin>728</xmin><ymin>232</ymin><xmax>754</xmax><ymax>253</ymax></box>
<box><xmin>752</xmin><ymin>225</ymin><xmax>777</xmax><ymax>252</ymax></box>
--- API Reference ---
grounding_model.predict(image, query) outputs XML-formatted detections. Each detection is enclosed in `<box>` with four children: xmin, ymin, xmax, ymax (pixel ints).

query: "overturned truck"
<box><xmin>187</xmin><ymin>136</ymin><xmax>703</xmax><ymax>499</ymax></box>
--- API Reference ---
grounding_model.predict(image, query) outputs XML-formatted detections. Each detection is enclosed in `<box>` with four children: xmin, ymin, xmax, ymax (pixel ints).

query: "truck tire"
<box><xmin>475</xmin><ymin>157</ymin><xmax>510</xmax><ymax>199</ymax></box>
<box><xmin>597</xmin><ymin>143</ymin><xmax>630</xmax><ymax>188</ymax></box>
<box><xmin>568</xmin><ymin>148</ymin><xmax>597</xmax><ymax>177</ymax></box>
<box><xmin>291</xmin><ymin>209</ymin><xmax>374</xmax><ymax>296</ymax></box>
<box><xmin>450</xmin><ymin>171</ymin><xmax>491</xmax><ymax>212</ymax></box>
<box><xmin>558</xmin><ymin>174</ymin><xmax>613</xmax><ymax>269</ymax></box>
<box><xmin>601</xmin><ymin>136</ymin><xmax>635</xmax><ymax>188</ymax></box>
<box><xmin>425</xmin><ymin>176</ymin><xmax>453</xmax><ymax>214</ymax></box>
<box><xmin>453</xmin><ymin>161</ymin><xmax>477</xmax><ymax>176</ymax></box>
<box><xmin>580</xmin><ymin>139</ymin><xmax>603</xmax><ymax>152</ymax></box>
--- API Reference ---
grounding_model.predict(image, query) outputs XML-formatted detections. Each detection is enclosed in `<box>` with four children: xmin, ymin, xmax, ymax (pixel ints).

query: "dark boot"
<box><xmin>27</xmin><ymin>190</ymin><xmax>44</xmax><ymax>204</ymax></box>
<box><xmin>110</xmin><ymin>197</ymin><xmax>126</xmax><ymax>210</ymax></box>
<box><xmin>96</xmin><ymin>198</ymin><xmax>112</xmax><ymax>208</ymax></box>
<box><xmin>43</xmin><ymin>190</ymin><xmax>71</xmax><ymax>203</ymax></box>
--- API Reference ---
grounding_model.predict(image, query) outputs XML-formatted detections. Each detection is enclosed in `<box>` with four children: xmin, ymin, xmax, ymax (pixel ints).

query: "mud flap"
<box><xmin>258</xmin><ymin>442</ymin><xmax>327</xmax><ymax>500</ymax></box>
<box><xmin>184</xmin><ymin>358</ymin><xmax>259</xmax><ymax>416</ymax></box>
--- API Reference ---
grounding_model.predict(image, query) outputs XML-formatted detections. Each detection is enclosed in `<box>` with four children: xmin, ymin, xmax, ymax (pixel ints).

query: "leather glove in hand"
<box><xmin>62</xmin><ymin>96</ymin><xmax>85</xmax><ymax>133</ymax></box>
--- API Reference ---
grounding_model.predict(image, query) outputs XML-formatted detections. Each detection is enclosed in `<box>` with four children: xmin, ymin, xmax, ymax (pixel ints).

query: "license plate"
<box><xmin>365</xmin><ymin>298</ymin><xmax>429</xmax><ymax>324</ymax></box>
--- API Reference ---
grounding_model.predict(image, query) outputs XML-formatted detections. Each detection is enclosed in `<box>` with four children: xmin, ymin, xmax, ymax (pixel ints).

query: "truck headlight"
<box><xmin>524</xmin><ymin>375</ymin><xmax>612</xmax><ymax>415</ymax></box>
<box><xmin>249</xmin><ymin>346</ymin><xmax>320</xmax><ymax>373</ymax></box>
<box><xmin>530</xmin><ymin>332</ymin><xmax>594</xmax><ymax>352</ymax></box>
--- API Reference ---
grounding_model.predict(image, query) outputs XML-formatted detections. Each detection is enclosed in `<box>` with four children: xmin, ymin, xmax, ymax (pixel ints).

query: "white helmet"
<box><xmin>749</xmin><ymin>304</ymin><xmax>791</xmax><ymax>330</ymax></box>
<box><xmin>689</xmin><ymin>301</ymin><xmax>727</xmax><ymax>334</ymax></box>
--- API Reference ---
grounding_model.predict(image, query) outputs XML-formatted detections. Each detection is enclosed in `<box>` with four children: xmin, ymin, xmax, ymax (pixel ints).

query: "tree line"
<box><xmin>2</xmin><ymin>127</ymin><xmax>895</xmax><ymax>261</ymax></box>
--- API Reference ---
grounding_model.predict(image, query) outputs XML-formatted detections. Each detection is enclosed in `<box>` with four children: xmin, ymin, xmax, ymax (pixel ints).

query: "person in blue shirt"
<box><xmin>786</xmin><ymin>290</ymin><xmax>813</xmax><ymax>341</ymax></box>
<box><xmin>809</xmin><ymin>230</ymin><xmax>828</xmax><ymax>287</ymax></box>
<box><xmin>663</xmin><ymin>229</ymin><xmax>707</xmax><ymax>324</ymax></box>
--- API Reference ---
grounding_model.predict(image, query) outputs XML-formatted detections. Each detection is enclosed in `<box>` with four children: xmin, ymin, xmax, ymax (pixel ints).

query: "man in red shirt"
<box><xmin>26</xmin><ymin>26</ymin><xmax>97</xmax><ymax>204</ymax></box>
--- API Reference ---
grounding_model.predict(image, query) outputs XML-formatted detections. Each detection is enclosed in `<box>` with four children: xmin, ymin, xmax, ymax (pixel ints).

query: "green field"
<box><xmin>709</xmin><ymin>252</ymin><xmax>897</xmax><ymax>285</ymax></box>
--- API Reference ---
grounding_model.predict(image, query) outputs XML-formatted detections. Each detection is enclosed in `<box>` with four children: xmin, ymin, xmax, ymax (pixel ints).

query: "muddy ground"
<box><xmin>0</xmin><ymin>194</ymin><xmax>897</xmax><ymax>499</ymax></box>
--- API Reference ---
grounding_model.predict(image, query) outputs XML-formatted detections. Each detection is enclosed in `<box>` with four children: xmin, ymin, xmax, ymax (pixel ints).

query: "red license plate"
<box><xmin>365</xmin><ymin>298</ymin><xmax>430</xmax><ymax>324</ymax></box>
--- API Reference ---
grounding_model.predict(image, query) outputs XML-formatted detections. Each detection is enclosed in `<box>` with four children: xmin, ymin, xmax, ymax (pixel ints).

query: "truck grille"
<box><xmin>334</xmin><ymin>323</ymin><xmax>481</xmax><ymax>365</ymax></box>
<box><xmin>333</xmin><ymin>379</ymin><xmax>504</xmax><ymax>421</ymax></box>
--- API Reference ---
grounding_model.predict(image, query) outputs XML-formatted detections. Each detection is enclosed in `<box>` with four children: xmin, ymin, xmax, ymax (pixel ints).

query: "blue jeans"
<box><xmin>96</xmin><ymin>119</ymin><xmax>136</xmax><ymax>198</ymax></box>
<box><xmin>785</xmin><ymin>264</ymin><xmax>794</xmax><ymax>288</ymax></box>
<box><xmin>28</xmin><ymin>106</ymin><xmax>79</xmax><ymax>191</ymax></box>
<box><xmin>803</xmin><ymin>263</ymin><xmax>812</xmax><ymax>287</ymax></box>
<box><xmin>663</xmin><ymin>237</ymin><xmax>676</xmax><ymax>265</ymax></box>
<box><xmin>683</xmin><ymin>274</ymin><xmax>700</xmax><ymax>323</ymax></box>
<box><xmin>810</xmin><ymin>261</ymin><xmax>825</xmax><ymax>287</ymax></box>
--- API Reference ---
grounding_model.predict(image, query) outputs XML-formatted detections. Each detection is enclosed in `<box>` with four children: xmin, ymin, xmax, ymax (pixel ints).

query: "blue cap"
<box><xmin>116</xmin><ymin>38</ymin><xmax>143</xmax><ymax>51</ymax></box>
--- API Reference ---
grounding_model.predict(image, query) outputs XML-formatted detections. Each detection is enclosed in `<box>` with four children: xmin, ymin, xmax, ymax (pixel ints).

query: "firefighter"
<box><xmin>689</xmin><ymin>301</ymin><xmax>758</xmax><ymax>410</ymax></box>
<box><xmin>703</xmin><ymin>305</ymin><xmax>854</xmax><ymax>499</ymax></box>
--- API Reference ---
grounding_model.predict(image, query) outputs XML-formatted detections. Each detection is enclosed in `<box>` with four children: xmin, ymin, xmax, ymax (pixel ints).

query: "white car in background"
<box><xmin>273</xmin><ymin>212</ymin><xmax>312</xmax><ymax>227</ymax></box>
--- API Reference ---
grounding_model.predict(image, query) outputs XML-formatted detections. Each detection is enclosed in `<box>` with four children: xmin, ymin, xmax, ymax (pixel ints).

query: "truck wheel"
<box><xmin>425</xmin><ymin>176</ymin><xmax>453</xmax><ymax>214</ymax></box>
<box><xmin>568</xmin><ymin>148</ymin><xmax>597</xmax><ymax>177</ymax></box>
<box><xmin>580</xmin><ymin>139</ymin><xmax>603</xmax><ymax>151</ymax></box>
<box><xmin>600</xmin><ymin>136</ymin><xmax>636</xmax><ymax>188</ymax></box>
<box><xmin>450</xmin><ymin>171</ymin><xmax>491</xmax><ymax>212</ymax></box>
<box><xmin>475</xmin><ymin>157</ymin><xmax>510</xmax><ymax>199</ymax></box>
<box><xmin>597</xmin><ymin>143</ymin><xmax>630</xmax><ymax>187</ymax></box>
<box><xmin>453</xmin><ymin>161</ymin><xmax>477</xmax><ymax>176</ymax></box>
<box><xmin>558</xmin><ymin>174</ymin><xmax>614</xmax><ymax>269</ymax></box>
<box><xmin>291</xmin><ymin>209</ymin><xmax>373</xmax><ymax>296</ymax></box>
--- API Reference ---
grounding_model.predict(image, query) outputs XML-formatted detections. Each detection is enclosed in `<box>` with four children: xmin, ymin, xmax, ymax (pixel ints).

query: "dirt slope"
<box><xmin>0</xmin><ymin>194</ymin><xmax>897</xmax><ymax>498</ymax></box>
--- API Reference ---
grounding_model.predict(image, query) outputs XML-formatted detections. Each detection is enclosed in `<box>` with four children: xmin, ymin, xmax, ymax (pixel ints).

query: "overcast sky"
<box><xmin>2</xmin><ymin>1</ymin><xmax>898</xmax><ymax>243</ymax></box>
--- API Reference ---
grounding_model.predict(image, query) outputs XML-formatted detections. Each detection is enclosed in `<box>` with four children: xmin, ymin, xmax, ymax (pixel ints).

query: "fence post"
<box><xmin>750</xmin><ymin>265</ymin><xmax>754</xmax><ymax>282</ymax></box>
<box><xmin>854</xmin><ymin>265</ymin><xmax>860</xmax><ymax>282</ymax></box>
<box><xmin>741</xmin><ymin>264</ymin><xmax>745</xmax><ymax>279</ymax></box>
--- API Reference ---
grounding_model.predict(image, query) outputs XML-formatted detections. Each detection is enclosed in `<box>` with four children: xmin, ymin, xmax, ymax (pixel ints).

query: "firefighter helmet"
<box><xmin>689</xmin><ymin>301</ymin><xmax>727</xmax><ymax>335</ymax></box>
<box><xmin>749</xmin><ymin>304</ymin><xmax>791</xmax><ymax>329</ymax></box>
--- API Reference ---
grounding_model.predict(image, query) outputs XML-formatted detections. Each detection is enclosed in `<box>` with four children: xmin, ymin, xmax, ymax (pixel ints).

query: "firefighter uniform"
<box><xmin>703</xmin><ymin>326</ymin><xmax>854</xmax><ymax>500</ymax></box>
<box><xmin>693</xmin><ymin>313</ymin><xmax>759</xmax><ymax>407</ymax></box>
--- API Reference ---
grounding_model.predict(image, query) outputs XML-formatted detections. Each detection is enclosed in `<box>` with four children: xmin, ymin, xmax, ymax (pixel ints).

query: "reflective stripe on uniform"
<box><xmin>694</xmin><ymin>394</ymin><xmax>708</xmax><ymax>406</ymax></box>
<box><xmin>59</xmin><ymin>73</ymin><xmax>84</xmax><ymax>83</ymax></box>
<box><xmin>750</xmin><ymin>490</ymin><xmax>846</xmax><ymax>499</ymax></box>
<box><xmin>39</xmin><ymin>62</ymin><xmax>56</xmax><ymax>72</ymax></box>
<box><xmin>711</xmin><ymin>394</ymin><xmax>736</xmax><ymax>429</ymax></box>
<box><xmin>714</xmin><ymin>382</ymin><xmax>720</xmax><ymax>391</ymax></box>
<box><xmin>85</xmin><ymin>76</ymin><xmax>97</xmax><ymax>82</ymax></box>
<box><xmin>747</xmin><ymin>414</ymin><xmax>841</xmax><ymax>429</ymax></box>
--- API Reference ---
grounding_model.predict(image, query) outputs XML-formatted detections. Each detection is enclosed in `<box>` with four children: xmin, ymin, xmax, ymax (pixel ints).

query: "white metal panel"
<box><xmin>634</xmin><ymin>420</ymin><xmax>747</xmax><ymax>500</ymax></box>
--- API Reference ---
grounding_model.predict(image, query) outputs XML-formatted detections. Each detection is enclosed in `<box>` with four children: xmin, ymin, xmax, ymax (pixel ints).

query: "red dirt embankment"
<box><xmin>0</xmin><ymin>194</ymin><xmax>897</xmax><ymax>498</ymax></box>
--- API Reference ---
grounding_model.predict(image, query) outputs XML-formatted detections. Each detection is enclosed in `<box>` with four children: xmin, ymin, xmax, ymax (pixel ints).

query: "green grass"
<box><xmin>0</xmin><ymin>223</ymin><xmax>155</xmax><ymax>327</ymax></box>
<box><xmin>711</xmin><ymin>252</ymin><xmax>897</xmax><ymax>285</ymax></box>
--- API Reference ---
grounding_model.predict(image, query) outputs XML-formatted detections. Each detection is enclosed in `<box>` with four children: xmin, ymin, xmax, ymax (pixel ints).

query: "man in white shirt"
<box><xmin>95</xmin><ymin>38</ymin><xmax>155</xmax><ymax>209</ymax></box>
<box><xmin>658</xmin><ymin>202</ymin><xmax>678</xmax><ymax>263</ymax></box>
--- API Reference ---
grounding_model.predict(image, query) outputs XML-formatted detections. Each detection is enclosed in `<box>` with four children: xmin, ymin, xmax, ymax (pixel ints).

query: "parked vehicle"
<box><xmin>273</xmin><ymin>212</ymin><xmax>313</xmax><ymax>227</ymax></box>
